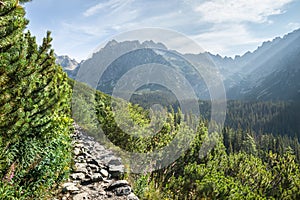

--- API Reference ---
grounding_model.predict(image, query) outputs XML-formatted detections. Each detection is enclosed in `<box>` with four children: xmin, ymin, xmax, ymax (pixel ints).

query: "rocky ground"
<box><xmin>55</xmin><ymin>124</ymin><xmax>139</xmax><ymax>200</ymax></box>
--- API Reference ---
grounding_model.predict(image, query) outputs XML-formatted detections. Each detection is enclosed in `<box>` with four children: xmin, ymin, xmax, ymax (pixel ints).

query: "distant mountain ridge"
<box><xmin>55</xmin><ymin>54</ymin><xmax>79</xmax><ymax>70</ymax></box>
<box><xmin>226</xmin><ymin>29</ymin><xmax>300</xmax><ymax>100</ymax></box>
<box><xmin>55</xmin><ymin>54</ymin><xmax>80</xmax><ymax>79</ymax></box>
<box><xmin>60</xmin><ymin>29</ymin><xmax>300</xmax><ymax>101</ymax></box>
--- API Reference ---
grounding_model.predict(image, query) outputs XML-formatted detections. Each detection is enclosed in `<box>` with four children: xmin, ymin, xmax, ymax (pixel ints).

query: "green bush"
<box><xmin>0</xmin><ymin>0</ymin><xmax>72</xmax><ymax>198</ymax></box>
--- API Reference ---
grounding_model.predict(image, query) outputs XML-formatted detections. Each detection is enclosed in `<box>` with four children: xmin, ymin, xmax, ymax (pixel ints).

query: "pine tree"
<box><xmin>0</xmin><ymin>0</ymin><xmax>72</xmax><ymax>198</ymax></box>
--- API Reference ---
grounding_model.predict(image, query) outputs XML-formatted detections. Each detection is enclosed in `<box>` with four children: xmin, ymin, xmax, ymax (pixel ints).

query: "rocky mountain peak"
<box><xmin>55</xmin><ymin>54</ymin><xmax>79</xmax><ymax>70</ymax></box>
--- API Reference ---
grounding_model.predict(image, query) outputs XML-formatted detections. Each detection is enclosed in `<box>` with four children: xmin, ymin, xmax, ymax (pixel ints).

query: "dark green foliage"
<box><xmin>145</xmin><ymin>133</ymin><xmax>300</xmax><ymax>199</ymax></box>
<box><xmin>129</xmin><ymin>95</ymin><xmax>300</xmax><ymax>137</ymax></box>
<box><xmin>19</xmin><ymin>0</ymin><xmax>32</xmax><ymax>3</ymax></box>
<box><xmin>74</xmin><ymin>82</ymin><xmax>300</xmax><ymax>199</ymax></box>
<box><xmin>0</xmin><ymin>0</ymin><xmax>72</xmax><ymax>198</ymax></box>
<box><xmin>225</xmin><ymin>100</ymin><xmax>300</xmax><ymax>137</ymax></box>
<box><xmin>73</xmin><ymin>81</ymin><xmax>189</xmax><ymax>154</ymax></box>
<box><xmin>222</xmin><ymin>127</ymin><xmax>300</xmax><ymax>162</ymax></box>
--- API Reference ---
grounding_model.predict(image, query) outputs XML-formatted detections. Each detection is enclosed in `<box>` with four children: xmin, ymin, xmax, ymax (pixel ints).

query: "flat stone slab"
<box><xmin>109</xmin><ymin>164</ymin><xmax>124</xmax><ymax>178</ymax></box>
<box><xmin>107</xmin><ymin>180</ymin><xmax>130</xmax><ymax>190</ymax></box>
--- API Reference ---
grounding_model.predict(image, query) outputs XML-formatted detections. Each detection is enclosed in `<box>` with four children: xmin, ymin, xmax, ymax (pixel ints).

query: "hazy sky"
<box><xmin>25</xmin><ymin>0</ymin><xmax>300</xmax><ymax>61</ymax></box>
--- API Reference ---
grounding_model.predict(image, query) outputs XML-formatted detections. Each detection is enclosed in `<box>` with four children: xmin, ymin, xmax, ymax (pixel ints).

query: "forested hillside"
<box><xmin>0</xmin><ymin>0</ymin><xmax>72</xmax><ymax>198</ymax></box>
<box><xmin>73</xmin><ymin>81</ymin><xmax>300</xmax><ymax>199</ymax></box>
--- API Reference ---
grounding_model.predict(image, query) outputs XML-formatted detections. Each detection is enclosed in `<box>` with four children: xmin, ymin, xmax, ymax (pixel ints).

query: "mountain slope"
<box><xmin>237</xmin><ymin>29</ymin><xmax>300</xmax><ymax>100</ymax></box>
<box><xmin>76</xmin><ymin>40</ymin><xmax>211</xmax><ymax>101</ymax></box>
<box><xmin>65</xmin><ymin>29</ymin><xmax>300</xmax><ymax>101</ymax></box>
<box><xmin>55</xmin><ymin>54</ymin><xmax>80</xmax><ymax>79</ymax></box>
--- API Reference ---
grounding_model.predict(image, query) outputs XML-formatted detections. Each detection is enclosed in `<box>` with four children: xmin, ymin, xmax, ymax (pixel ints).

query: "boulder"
<box><xmin>73</xmin><ymin>192</ymin><xmax>89</xmax><ymax>200</ymax></box>
<box><xmin>114</xmin><ymin>186</ymin><xmax>132</xmax><ymax>196</ymax></box>
<box><xmin>63</xmin><ymin>183</ymin><xmax>79</xmax><ymax>192</ymax></box>
<box><xmin>127</xmin><ymin>193</ymin><xmax>140</xmax><ymax>200</ymax></box>
<box><xmin>107</xmin><ymin>180</ymin><xmax>130</xmax><ymax>190</ymax></box>
<box><xmin>100</xmin><ymin>169</ymin><xmax>109</xmax><ymax>177</ymax></box>
<box><xmin>71</xmin><ymin>172</ymin><xmax>85</xmax><ymax>180</ymax></box>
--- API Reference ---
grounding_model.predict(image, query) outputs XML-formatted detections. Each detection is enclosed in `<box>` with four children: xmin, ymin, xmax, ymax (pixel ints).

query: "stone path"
<box><xmin>56</xmin><ymin>124</ymin><xmax>139</xmax><ymax>200</ymax></box>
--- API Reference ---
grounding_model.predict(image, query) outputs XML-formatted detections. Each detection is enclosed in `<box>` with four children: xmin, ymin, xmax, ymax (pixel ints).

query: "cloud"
<box><xmin>286</xmin><ymin>22</ymin><xmax>300</xmax><ymax>31</ymax></box>
<box><xmin>25</xmin><ymin>0</ymin><xmax>298</xmax><ymax>61</ymax></box>
<box><xmin>192</xmin><ymin>24</ymin><xmax>270</xmax><ymax>56</ymax></box>
<box><xmin>188</xmin><ymin>0</ymin><xmax>296</xmax><ymax>57</ymax></box>
<box><xmin>84</xmin><ymin>0</ymin><xmax>134</xmax><ymax>17</ymax></box>
<box><xmin>195</xmin><ymin>0</ymin><xmax>293</xmax><ymax>24</ymax></box>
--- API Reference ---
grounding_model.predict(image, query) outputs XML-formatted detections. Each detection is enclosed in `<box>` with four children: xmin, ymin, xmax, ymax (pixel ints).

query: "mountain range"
<box><xmin>55</xmin><ymin>54</ymin><xmax>80</xmax><ymax>79</ymax></box>
<box><xmin>56</xmin><ymin>29</ymin><xmax>300</xmax><ymax>101</ymax></box>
